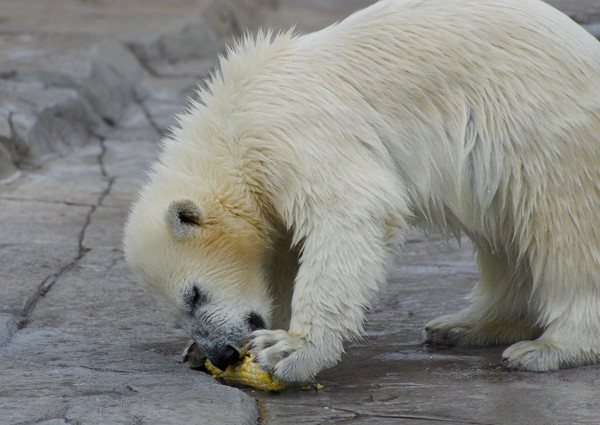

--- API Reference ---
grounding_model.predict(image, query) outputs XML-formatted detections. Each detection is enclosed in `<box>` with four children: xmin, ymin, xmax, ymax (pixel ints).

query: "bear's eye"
<box><xmin>247</xmin><ymin>313</ymin><xmax>266</xmax><ymax>332</ymax></box>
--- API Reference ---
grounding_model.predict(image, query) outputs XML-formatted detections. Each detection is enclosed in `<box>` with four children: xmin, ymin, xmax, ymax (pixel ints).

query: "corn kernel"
<box><xmin>205</xmin><ymin>352</ymin><xmax>288</xmax><ymax>392</ymax></box>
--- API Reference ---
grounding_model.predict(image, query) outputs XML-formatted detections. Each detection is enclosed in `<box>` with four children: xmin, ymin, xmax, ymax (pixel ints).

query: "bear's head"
<box><xmin>124</xmin><ymin>190</ymin><xmax>274</xmax><ymax>370</ymax></box>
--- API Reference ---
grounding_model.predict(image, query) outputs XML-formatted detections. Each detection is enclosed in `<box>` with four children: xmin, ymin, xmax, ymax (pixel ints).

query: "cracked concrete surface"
<box><xmin>0</xmin><ymin>1</ymin><xmax>273</xmax><ymax>423</ymax></box>
<box><xmin>1</xmin><ymin>0</ymin><xmax>600</xmax><ymax>424</ymax></box>
<box><xmin>18</xmin><ymin>138</ymin><xmax>115</xmax><ymax>330</ymax></box>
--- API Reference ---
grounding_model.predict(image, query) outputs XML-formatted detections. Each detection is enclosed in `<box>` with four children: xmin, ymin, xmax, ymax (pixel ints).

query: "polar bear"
<box><xmin>123</xmin><ymin>0</ymin><xmax>600</xmax><ymax>381</ymax></box>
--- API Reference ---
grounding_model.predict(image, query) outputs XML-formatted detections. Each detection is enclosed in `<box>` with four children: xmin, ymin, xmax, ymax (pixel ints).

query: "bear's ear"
<box><xmin>166</xmin><ymin>199</ymin><xmax>204</xmax><ymax>240</ymax></box>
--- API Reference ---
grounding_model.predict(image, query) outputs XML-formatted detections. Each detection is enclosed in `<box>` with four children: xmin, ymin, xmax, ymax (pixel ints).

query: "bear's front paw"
<box><xmin>249</xmin><ymin>329</ymin><xmax>329</xmax><ymax>382</ymax></box>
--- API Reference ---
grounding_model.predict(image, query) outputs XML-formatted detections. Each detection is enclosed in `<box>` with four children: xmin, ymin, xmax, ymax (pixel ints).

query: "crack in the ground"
<box><xmin>0</xmin><ymin>195</ymin><xmax>96</xmax><ymax>208</ymax></box>
<box><xmin>255</xmin><ymin>399</ymin><xmax>269</xmax><ymax>425</ymax></box>
<box><xmin>139</xmin><ymin>99</ymin><xmax>166</xmax><ymax>137</ymax></box>
<box><xmin>256</xmin><ymin>399</ymin><xmax>491</xmax><ymax>425</ymax></box>
<box><xmin>97</xmin><ymin>136</ymin><xmax>109</xmax><ymax>178</ymax></box>
<box><xmin>4</xmin><ymin>111</ymin><xmax>23</xmax><ymax>168</ymax></box>
<box><xmin>331</xmin><ymin>405</ymin><xmax>491</xmax><ymax>425</ymax></box>
<box><xmin>17</xmin><ymin>137</ymin><xmax>115</xmax><ymax>329</ymax></box>
<box><xmin>123</xmin><ymin>42</ymin><xmax>160</xmax><ymax>79</ymax></box>
<box><xmin>124</xmin><ymin>41</ymin><xmax>216</xmax><ymax>81</ymax></box>
<box><xmin>70</xmin><ymin>364</ymin><xmax>140</xmax><ymax>375</ymax></box>
<box><xmin>27</xmin><ymin>406</ymin><xmax>74</xmax><ymax>425</ymax></box>
<box><xmin>124</xmin><ymin>38</ymin><xmax>215</xmax><ymax>139</ymax></box>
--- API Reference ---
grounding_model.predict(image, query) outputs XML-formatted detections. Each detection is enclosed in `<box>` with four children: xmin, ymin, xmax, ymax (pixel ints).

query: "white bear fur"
<box><xmin>124</xmin><ymin>0</ymin><xmax>600</xmax><ymax>381</ymax></box>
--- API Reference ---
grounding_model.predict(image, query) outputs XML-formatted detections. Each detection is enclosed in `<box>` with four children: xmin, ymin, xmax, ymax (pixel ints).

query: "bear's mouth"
<box><xmin>183</xmin><ymin>312</ymin><xmax>267</xmax><ymax>371</ymax></box>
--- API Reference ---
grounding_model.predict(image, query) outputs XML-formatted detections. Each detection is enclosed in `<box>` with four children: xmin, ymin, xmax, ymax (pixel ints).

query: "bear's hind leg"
<box><xmin>502</xmin><ymin>272</ymin><xmax>600</xmax><ymax>371</ymax></box>
<box><xmin>425</xmin><ymin>246</ymin><xmax>541</xmax><ymax>347</ymax></box>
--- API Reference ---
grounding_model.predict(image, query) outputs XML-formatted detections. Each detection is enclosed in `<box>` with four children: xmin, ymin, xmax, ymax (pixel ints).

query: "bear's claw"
<box><xmin>502</xmin><ymin>340</ymin><xmax>562</xmax><ymax>371</ymax></box>
<box><xmin>248</xmin><ymin>329</ymin><xmax>321</xmax><ymax>382</ymax></box>
<box><xmin>249</xmin><ymin>329</ymin><xmax>299</xmax><ymax>371</ymax></box>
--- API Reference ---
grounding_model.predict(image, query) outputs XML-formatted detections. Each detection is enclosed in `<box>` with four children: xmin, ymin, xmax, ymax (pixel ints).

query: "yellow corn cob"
<box><xmin>205</xmin><ymin>352</ymin><xmax>288</xmax><ymax>392</ymax></box>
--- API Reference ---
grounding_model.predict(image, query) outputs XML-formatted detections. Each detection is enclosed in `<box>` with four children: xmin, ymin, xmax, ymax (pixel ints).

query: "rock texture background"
<box><xmin>1</xmin><ymin>1</ymin><xmax>600</xmax><ymax>424</ymax></box>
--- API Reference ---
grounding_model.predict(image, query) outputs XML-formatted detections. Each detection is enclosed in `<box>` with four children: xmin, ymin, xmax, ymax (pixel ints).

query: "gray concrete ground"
<box><xmin>1</xmin><ymin>1</ymin><xmax>600</xmax><ymax>424</ymax></box>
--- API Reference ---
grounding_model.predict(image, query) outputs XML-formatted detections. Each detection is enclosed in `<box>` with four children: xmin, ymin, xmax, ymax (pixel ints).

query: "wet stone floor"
<box><xmin>241</xmin><ymin>233</ymin><xmax>600</xmax><ymax>424</ymax></box>
<box><xmin>2</xmin><ymin>0</ymin><xmax>600</xmax><ymax>424</ymax></box>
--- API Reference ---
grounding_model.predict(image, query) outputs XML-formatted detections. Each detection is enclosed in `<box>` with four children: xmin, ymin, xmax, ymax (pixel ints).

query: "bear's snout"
<box><xmin>193</xmin><ymin>311</ymin><xmax>268</xmax><ymax>370</ymax></box>
<box><xmin>210</xmin><ymin>345</ymin><xmax>241</xmax><ymax>370</ymax></box>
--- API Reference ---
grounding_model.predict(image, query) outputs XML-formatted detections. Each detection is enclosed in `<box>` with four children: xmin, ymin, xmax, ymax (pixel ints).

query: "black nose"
<box><xmin>211</xmin><ymin>345</ymin><xmax>240</xmax><ymax>371</ymax></box>
<box><xmin>248</xmin><ymin>312</ymin><xmax>266</xmax><ymax>332</ymax></box>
